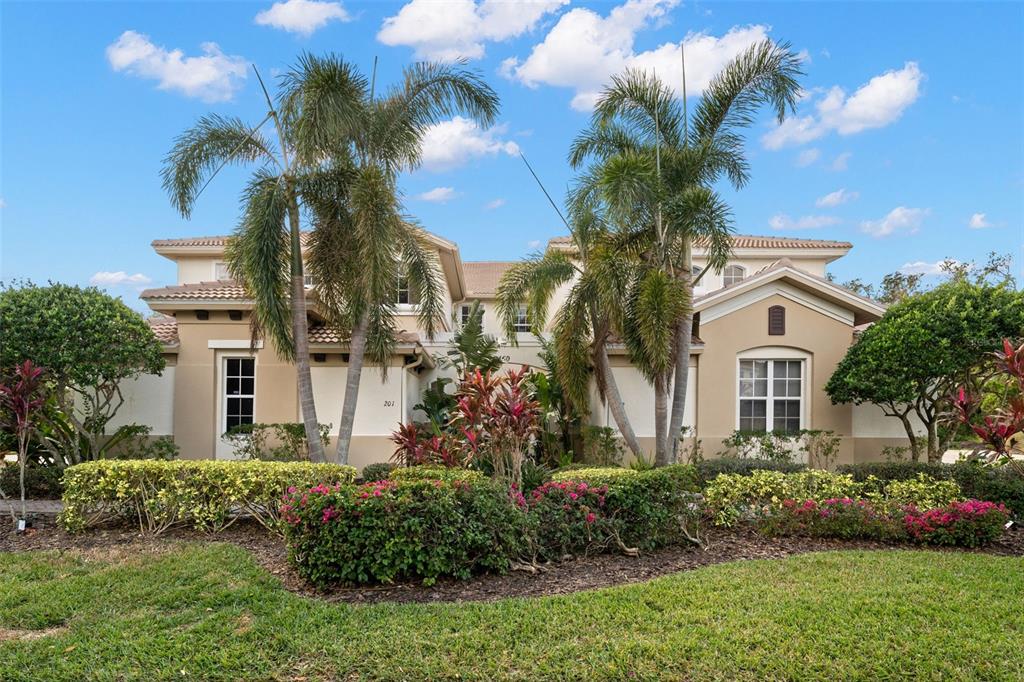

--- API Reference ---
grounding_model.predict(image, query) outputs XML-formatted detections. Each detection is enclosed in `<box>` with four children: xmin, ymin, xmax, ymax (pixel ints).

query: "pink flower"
<box><xmin>585</xmin><ymin>512</ymin><xmax>596</xmax><ymax>524</ymax></box>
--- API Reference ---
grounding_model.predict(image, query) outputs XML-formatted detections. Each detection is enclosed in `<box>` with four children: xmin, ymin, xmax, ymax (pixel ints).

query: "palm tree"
<box><xmin>569</xmin><ymin>39</ymin><xmax>804</xmax><ymax>465</ymax></box>
<box><xmin>279</xmin><ymin>54</ymin><xmax>500</xmax><ymax>464</ymax></box>
<box><xmin>497</xmin><ymin>205</ymin><xmax>644</xmax><ymax>458</ymax></box>
<box><xmin>161</xmin><ymin>70</ymin><xmax>327</xmax><ymax>462</ymax></box>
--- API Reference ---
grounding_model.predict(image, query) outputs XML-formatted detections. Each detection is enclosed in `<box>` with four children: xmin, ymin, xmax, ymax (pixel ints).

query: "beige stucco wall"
<box><xmin>107</xmin><ymin>366</ymin><xmax>176</xmax><ymax>436</ymax></box>
<box><xmin>696</xmin><ymin>292</ymin><xmax>858</xmax><ymax>463</ymax></box>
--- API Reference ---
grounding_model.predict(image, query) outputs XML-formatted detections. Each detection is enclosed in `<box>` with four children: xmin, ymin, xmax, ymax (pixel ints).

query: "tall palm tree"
<box><xmin>161</xmin><ymin>71</ymin><xmax>328</xmax><ymax>462</ymax></box>
<box><xmin>279</xmin><ymin>54</ymin><xmax>500</xmax><ymax>464</ymax></box>
<box><xmin>497</xmin><ymin>205</ymin><xmax>644</xmax><ymax>458</ymax></box>
<box><xmin>569</xmin><ymin>39</ymin><xmax>804</xmax><ymax>465</ymax></box>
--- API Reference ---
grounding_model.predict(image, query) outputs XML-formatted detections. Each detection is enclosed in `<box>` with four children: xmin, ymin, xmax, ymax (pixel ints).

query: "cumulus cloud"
<box><xmin>795</xmin><ymin>148</ymin><xmax>820</xmax><ymax>167</ymax></box>
<box><xmin>106</xmin><ymin>30</ymin><xmax>247</xmax><ymax>102</ymax></box>
<box><xmin>485</xmin><ymin>198</ymin><xmax>506</xmax><ymax>210</ymax></box>
<box><xmin>968</xmin><ymin>212</ymin><xmax>991</xmax><ymax>229</ymax></box>
<box><xmin>815</xmin><ymin>188</ymin><xmax>859</xmax><ymax>208</ymax></box>
<box><xmin>378</xmin><ymin>0</ymin><xmax>567</xmax><ymax>60</ymax></box>
<box><xmin>899</xmin><ymin>259</ymin><xmax>958</xmax><ymax>276</ymax></box>
<box><xmin>860</xmin><ymin>206</ymin><xmax>929</xmax><ymax>238</ymax></box>
<box><xmin>504</xmin><ymin>0</ymin><xmax>771</xmax><ymax>110</ymax></box>
<box><xmin>90</xmin><ymin>271</ymin><xmax>153</xmax><ymax>288</ymax></box>
<box><xmin>830</xmin><ymin>151</ymin><xmax>852</xmax><ymax>171</ymax></box>
<box><xmin>255</xmin><ymin>0</ymin><xmax>350</xmax><ymax>35</ymax></box>
<box><xmin>419</xmin><ymin>117</ymin><xmax>520</xmax><ymax>172</ymax></box>
<box><xmin>768</xmin><ymin>214</ymin><xmax>841</xmax><ymax>231</ymax></box>
<box><xmin>527</xmin><ymin>239</ymin><xmax>542</xmax><ymax>249</ymax></box>
<box><xmin>416</xmin><ymin>187</ymin><xmax>457</xmax><ymax>203</ymax></box>
<box><xmin>762</xmin><ymin>62</ymin><xmax>923</xmax><ymax>149</ymax></box>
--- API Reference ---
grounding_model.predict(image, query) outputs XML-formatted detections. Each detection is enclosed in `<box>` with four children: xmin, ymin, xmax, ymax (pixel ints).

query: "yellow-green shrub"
<box><xmin>389</xmin><ymin>466</ymin><xmax>485</xmax><ymax>483</ymax></box>
<box><xmin>864</xmin><ymin>474</ymin><xmax>961</xmax><ymax>514</ymax></box>
<box><xmin>60</xmin><ymin>460</ymin><xmax>356</xmax><ymax>535</ymax></box>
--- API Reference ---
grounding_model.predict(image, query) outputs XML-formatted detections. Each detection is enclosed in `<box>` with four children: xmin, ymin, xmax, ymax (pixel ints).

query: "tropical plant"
<box><xmin>0</xmin><ymin>360</ymin><xmax>49</xmax><ymax>524</ymax></box>
<box><xmin>567</xmin><ymin>40</ymin><xmax>804</xmax><ymax>465</ymax></box>
<box><xmin>162</xmin><ymin>69</ymin><xmax>326</xmax><ymax>462</ymax></box>
<box><xmin>439</xmin><ymin>300</ymin><xmax>502</xmax><ymax>374</ymax></box>
<box><xmin>0</xmin><ymin>282</ymin><xmax>165</xmax><ymax>464</ymax></box>
<box><xmin>279</xmin><ymin>53</ymin><xmax>500</xmax><ymax>464</ymax></box>
<box><xmin>529</xmin><ymin>335</ymin><xmax>583</xmax><ymax>465</ymax></box>
<box><xmin>827</xmin><ymin>281</ymin><xmax>1024</xmax><ymax>461</ymax></box>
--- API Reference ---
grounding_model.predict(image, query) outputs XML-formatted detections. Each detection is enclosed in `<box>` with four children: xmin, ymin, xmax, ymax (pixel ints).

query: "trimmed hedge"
<box><xmin>283</xmin><ymin>478</ymin><xmax>529</xmax><ymax>586</ymax></box>
<box><xmin>838</xmin><ymin>461</ymin><xmax>1024</xmax><ymax>518</ymax></box>
<box><xmin>694</xmin><ymin>458</ymin><xmax>806</xmax><ymax>486</ymax></box>
<box><xmin>60</xmin><ymin>460</ymin><xmax>356</xmax><ymax>534</ymax></box>
<box><xmin>360</xmin><ymin>462</ymin><xmax>396</xmax><ymax>482</ymax></box>
<box><xmin>0</xmin><ymin>464</ymin><xmax>64</xmax><ymax>499</ymax></box>
<box><xmin>390</xmin><ymin>465</ymin><xmax>485</xmax><ymax>483</ymax></box>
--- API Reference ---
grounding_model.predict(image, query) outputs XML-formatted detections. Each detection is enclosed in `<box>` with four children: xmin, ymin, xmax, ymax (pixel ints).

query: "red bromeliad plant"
<box><xmin>0</xmin><ymin>360</ymin><xmax>49</xmax><ymax>525</ymax></box>
<box><xmin>950</xmin><ymin>338</ymin><xmax>1024</xmax><ymax>476</ymax></box>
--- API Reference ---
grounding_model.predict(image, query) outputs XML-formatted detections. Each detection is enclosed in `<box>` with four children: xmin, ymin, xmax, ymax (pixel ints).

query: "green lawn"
<box><xmin>1</xmin><ymin>545</ymin><xmax>1021</xmax><ymax>681</ymax></box>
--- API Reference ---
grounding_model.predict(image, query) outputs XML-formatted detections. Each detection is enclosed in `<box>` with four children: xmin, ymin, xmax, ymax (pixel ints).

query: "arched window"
<box><xmin>723</xmin><ymin>264</ymin><xmax>747</xmax><ymax>286</ymax></box>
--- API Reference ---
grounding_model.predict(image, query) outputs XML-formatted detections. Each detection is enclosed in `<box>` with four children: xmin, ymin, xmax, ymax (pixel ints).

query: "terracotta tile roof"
<box><xmin>463</xmin><ymin>261</ymin><xmax>516</xmax><ymax>297</ymax></box>
<box><xmin>152</xmin><ymin>235</ymin><xmax>237</xmax><ymax>248</ymax></box>
<box><xmin>308</xmin><ymin>324</ymin><xmax>420</xmax><ymax>345</ymax></box>
<box><xmin>547</xmin><ymin>234</ymin><xmax>852</xmax><ymax>250</ymax></box>
<box><xmin>147</xmin><ymin>315</ymin><xmax>179</xmax><ymax>346</ymax></box>
<box><xmin>140</xmin><ymin>280</ymin><xmax>248</xmax><ymax>301</ymax></box>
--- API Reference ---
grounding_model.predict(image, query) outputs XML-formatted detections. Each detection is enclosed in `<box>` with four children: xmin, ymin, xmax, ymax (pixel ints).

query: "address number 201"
<box><xmin>383</xmin><ymin>400</ymin><xmax>395</xmax><ymax>407</ymax></box>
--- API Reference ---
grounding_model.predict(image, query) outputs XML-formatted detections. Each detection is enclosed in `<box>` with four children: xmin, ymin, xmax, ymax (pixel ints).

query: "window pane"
<box><xmin>773</xmin><ymin>400</ymin><xmax>801</xmax><ymax>433</ymax></box>
<box><xmin>227</xmin><ymin>358</ymin><xmax>240</xmax><ymax>376</ymax></box>
<box><xmin>239</xmin><ymin>359</ymin><xmax>255</xmax><ymax>376</ymax></box>
<box><xmin>240</xmin><ymin>378</ymin><xmax>255</xmax><ymax>395</ymax></box>
<box><xmin>227</xmin><ymin>378</ymin><xmax>240</xmax><ymax>395</ymax></box>
<box><xmin>238</xmin><ymin>398</ymin><xmax>253</xmax><ymax>417</ymax></box>
<box><xmin>753</xmin><ymin>360</ymin><xmax>768</xmax><ymax>378</ymax></box>
<box><xmin>739</xmin><ymin>361</ymin><xmax>754</xmax><ymax>379</ymax></box>
<box><xmin>226</xmin><ymin>415</ymin><xmax>240</xmax><ymax>430</ymax></box>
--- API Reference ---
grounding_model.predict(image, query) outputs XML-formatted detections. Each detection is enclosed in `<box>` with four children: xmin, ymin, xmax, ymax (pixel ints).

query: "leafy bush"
<box><xmin>282</xmin><ymin>478</ymin><xmax>529</xmax><ymax>586</ymax></box>
<box><xmin>581</xmin><ymin>426</ymin><xmax>625</xmax><ymax>466</ymax></box>
<box><xmin>705</xmin><ymin>470</ymin><xmax>862</xmax><ymax>526</ymax></box>
<box><xmin>903</xmin><ymin>500</ymin><xmax>1010</xmax><ymax>547</ymax></box>
<box><xmin>60</xmin><ymin>460</ymin><xmax>356</xmax><ymax>534</ymax></box>
<box><xmin>222</xmin><ymin>422</ymin><xmax>332</xmax><ymax>461</ymax></box>
<box><xmin>389</xmin><ymin>465</ymin><xmax>485</xmax><ymax>483</ymax></box>
<box><xmin>694</xmin><ymin>458</ymin><xmax>806</xmax><ymax>486</ymax></box>
<box><xmin>360</xmin><ymin>462</ymin><xmax>395</xmax><ymax>482</ymax></box>
<box><xmin>520</xmin><ymin>459</ymin><xmax>553</xmax><ymax>492</ymax></box>
<box><xmin>869</xmin><ymin>474</ymin><xmax>960</xmax><ymax>513</ymax></box>
<box><xmin>718</xmin><ymin>430</ymin><xmax>841</xmax><ymax>467</ymax></box>
<box><xmin>838</xmin><ymin>461</ymin><xmax>1024</xmax><ymax>518</ymax></box>
<box><xmin>526</xmin><ymin>480</ymin><xmax>611</xmax><ymax>560</ymax></box>
<box><xmin>0</xmin><ymin>463</ymin><xmax>63</xmax><ymax>498</ymax></box>
<box><xmin>759</xmin><ymin>498</ymin><xmax>902</xmax><ymax>541</ymax></box>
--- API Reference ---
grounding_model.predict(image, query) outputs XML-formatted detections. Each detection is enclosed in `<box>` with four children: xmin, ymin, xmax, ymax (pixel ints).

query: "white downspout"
<box><xmin>400</xmin><ymin>350</ymin><xmax>426</xmax><ymax>424</ymax></box>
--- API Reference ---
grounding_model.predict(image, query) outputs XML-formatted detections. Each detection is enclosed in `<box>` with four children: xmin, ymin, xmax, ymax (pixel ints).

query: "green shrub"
<box><xmin>837</xmin><ymin>461</ymin><xmax>947</xmax><ymax>483</ymax></box>
<box><xmin>282</xmin><ymin>479</ymin><xmax>529</xmax><ymax>586</ymax></box>
<box><xmin>360</xmin><ymin>462</ymin><xmax>395</xmax><ymax>482</ymax></box>
<box><xmin>705</xmin><ymin>470</ymin><xmax>864</xmax><ymax>526</ymax></box>
<box><xmin>867</xmin><ymin>474</ymin><xmax>960</xmax><ymax>514</ymax></box>
<box><xmin>551</xmin><ymin>465</ymin><xmax>702</xmax><ymax>550</ymax></box>
<box><xmin>695</xmin><ymin>458</ymin><xmax>807</xmax><ymax>486</ymax></box>
<box><xmin>527</xmin><ymin>480</ymin><xmax>611</xmax><ymax>560</ymax></box>
<box><xmin>59</xmin><ymin>460</ymin><xmax>356</xmax><ymax>534</ymax></box>
<box><xmin>904</xmin><ymin>500</ymin><xmax>1010</xmax><ymax>547</ymax></box>
<box><xmin>0</xmin><ymin>463</ymin><xmax>64</xmax><ymax>499</ymax></box>
<box><xmin>222</xmin><ymin>422</ymin><xmax>332</xmax><ymax>461</ymax></box>
<box><xmin>758</xmin><ymin>498</ymin><xmax>903</xmax><ymax>541</ymax></box>
<box><xmin>389</xmin><ymin>465</ymin><xmax>485</xmax><ymax>483</ymax></box>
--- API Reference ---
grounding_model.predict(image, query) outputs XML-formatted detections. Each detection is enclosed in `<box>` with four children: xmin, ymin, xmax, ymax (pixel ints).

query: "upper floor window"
<box><xmin>395</xmin><ymin>277</ymin><xmax>419</xmax><ymax>305</ymax></box>
<box><xmin>214</xmin><ymin>262</ymin><xmax>231</xmax><ymax>281</ymax></box>
<box><xmin>723</xmin><ymin>264</ymin><xmax>747</xmax><ymax>286</ymax></box>
<box><xmin>738</xmin><ymin>359</ymin><xmax>803</xmax><ymax>434</ymax></box>
<box><xmin>303</xmin><ymin>273</ymin><xmax>315</xmax><ymax>288</ymax></box>
<box><xmin>460</xmin><ymin>304</ymin><xmax>473</xmax><ymax>326</ymax></box>
<box><xmin>513</xmin><ymin>304</ymin><xmax>530</xmax><ymax>333</ymax></box>
<box><xmin>692</xmin><ymin>265</ymin><xmax>704</xmax><ymax>283</ymax></box>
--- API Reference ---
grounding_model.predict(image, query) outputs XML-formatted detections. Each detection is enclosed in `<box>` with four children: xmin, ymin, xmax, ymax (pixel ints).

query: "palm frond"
<box><xmin>591</xmin><ymin>69</ymin><xmax>683</xmax><ymax>151</ymax></box>
<box><xmin>664</xmin><ymin>186</ymin><xmax>735</xmax><ymax>271</ymax></box>
<box><xmin>398</xmin><ymin>223</ymin><xmax>447</xmax><ymax>341</ymax></box>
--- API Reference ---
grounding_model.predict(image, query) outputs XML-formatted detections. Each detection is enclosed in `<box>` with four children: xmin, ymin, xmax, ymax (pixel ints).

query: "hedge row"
<box><xmin>60</xmin><ymin>460</ymin><xmax>356</xmax><ymax>534</ymax></box>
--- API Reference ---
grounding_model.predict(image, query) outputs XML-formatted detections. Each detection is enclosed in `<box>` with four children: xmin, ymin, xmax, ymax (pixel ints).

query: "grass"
<box><xmin>0</xmin><ymin>545</ymin><xmax>1022</xmax><ymax>681</ymax></box>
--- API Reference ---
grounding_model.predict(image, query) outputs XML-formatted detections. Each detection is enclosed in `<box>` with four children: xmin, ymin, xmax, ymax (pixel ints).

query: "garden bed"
<box><xmin>3</xmin><ymin>518</ymin><xmax>1021</xmax><ymax>605</ymax></box>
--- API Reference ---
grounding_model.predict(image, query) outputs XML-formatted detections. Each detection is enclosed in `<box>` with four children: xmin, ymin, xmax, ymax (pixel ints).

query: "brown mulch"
<box><xmin>2</xmin><ymin>516</ymin><xmax>1022</xmax><ymax>605</ymax></box>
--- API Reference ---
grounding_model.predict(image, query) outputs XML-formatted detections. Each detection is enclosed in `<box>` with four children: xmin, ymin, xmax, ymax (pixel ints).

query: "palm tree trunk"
<box><xmin>595</xmin><ymin>348</ymin><xmax>644</xmax><ymax>459</ymax></box>
<box><xmin>667</xmin><ymin>311</ymin><xmax>693</xmax><ymax>463</ymax></box>
<box><xmin>336</xmin><ymin>310</ymin><xmax>369</xmax><ymax>465</ymax></box>
<box><xmin>654</xmin><ymin>374</ymin><xmax>670</xmax><ymax>467</ymax></box>
<box><xmin>285</xmin><ymin>192</ymin><xmax>326</xmax><ymax>463</ymax></box>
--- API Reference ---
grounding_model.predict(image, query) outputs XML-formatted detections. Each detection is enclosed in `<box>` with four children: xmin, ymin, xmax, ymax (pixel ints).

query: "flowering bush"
<box><xmin>758</xmin><ymin>498</ymin><xmax>902</xmax><ymax>541</ymax></box>
<box><xmin>282</xmin><ymin>477</ymin><xmax>529</xmax><ymax>586</ymax></box>
<box><xmin>903</xmin><ymin>500</ymin><xmax>1009</xmax><ymax>547</ymax></box>
<box><xmin>865</xmin><ymin>474</ymin><xmax>960</xmax><ymax>514</ymax></box>
<box><xmin>704</xmin><ymin>470</ymin><xmax>862</xmax><ymax>526</ymax></box>
<box><xmin>527</xmin><ymin>480</ymin><xmax>611</xmax><ymax>560</ymax></box>
<box><xmin>60</xmin><ymin>460</ymin><xmax>356</xmax><ymax>534</ymax></box>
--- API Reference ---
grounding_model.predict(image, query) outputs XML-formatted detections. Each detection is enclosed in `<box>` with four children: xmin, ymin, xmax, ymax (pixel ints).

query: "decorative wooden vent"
<box><xmin>768</xmin><ymin>305</ymin><xmax>786</xmax><ymax>335</ymax></box>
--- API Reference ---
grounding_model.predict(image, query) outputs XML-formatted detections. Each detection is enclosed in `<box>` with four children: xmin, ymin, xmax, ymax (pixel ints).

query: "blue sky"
<box><xmin>2</xmin><ymin>0</ymin><xmax>1022</xmax><ymax>311</ymax></box>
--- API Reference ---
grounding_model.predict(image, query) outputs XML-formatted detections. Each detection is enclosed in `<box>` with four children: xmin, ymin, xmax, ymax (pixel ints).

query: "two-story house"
<box><xmin>119</xmin><ymin>231</ymin><xmax>905</xmax><ymax>470</ymax></box>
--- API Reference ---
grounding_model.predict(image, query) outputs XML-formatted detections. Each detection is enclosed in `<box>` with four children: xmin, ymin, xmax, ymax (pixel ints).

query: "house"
<box><xmin>119</xmin><ymin>231</ymin><xmax>909</xmax><ymax>470</ymax></box>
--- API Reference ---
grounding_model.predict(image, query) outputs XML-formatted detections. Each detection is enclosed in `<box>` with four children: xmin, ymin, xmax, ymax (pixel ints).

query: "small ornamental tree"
<box><xmin>0</xmin><ymin>282</ymin><xmax>165</xmax><ymax>464</ymax></box>
<box><xmin>0</xmin><ymin>361</ymin><xmax>49</xmax><ymax>524</ymax></box>
<box><xmin>951</xmin><ymin>339</ymin><xmax>1024</xmax><ymax>477</ymax></box>
<box><xmin>826</xmin><ymin>281</ymin><xmax>1024</xmax><ymax>462</ymax></box>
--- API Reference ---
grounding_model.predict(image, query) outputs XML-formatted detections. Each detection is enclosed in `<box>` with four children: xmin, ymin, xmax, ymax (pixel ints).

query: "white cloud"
<box><xmin>815</xmin><ymin>188</ymin><xmax>859</xmax><ymax>208</ymax></box>
<box><xmin>830</xmin><ymin>151</ymin><xmax>852</xmax><ymax>171</ymax></box>
<box><xmin>255</xmin><ymin>0</ymin><xmax>350</xmax><ymax>36</ymax></box>
<box><xmin>506</xmin><ymin>0</ymin><xmax>770</xmax><ymax>111</ymax></box>
<box><xmin>768</xmin><ymin>214</ymin><xmax>841</xmax><ymax>231</ymax></box>
<box><xmin>419</xmin><ymin>117</ymin><xmax>520</xmax><ymax>172</ymax></box>
<box><xmin>899</xmin><ymin>259</ymin><xmax>958</xmax><ymax>276</ymax></box>
<box><xmin>106</xmin><ymin>30</ymin><xmax>247</xmax><ymax>102</ymax></box>
<box><xmin>90</xmin><ymin>271</ymin><xmax>152</xmax><ymax>288</ymax></box>
<box><xmin>968</xmin><ymin>212</ymin><xmax>991</xmax><ymax>229</ymax></box>
<box><xmin>860</xmin><ymin>206</ymin><xmax>929</xmax><ymax>238</ymax></box>
<box><xmin>416</xmin><ymin>187</ymin><xmax>457</xmax><ymax>203</ymax></box>
<box><xmin>378</xmin><ymin>0</ymin><xmax>567</xmax><ymax>61</ymax></box>
<box><xmin>795</xmin><ymin>148</ymin><xmax>820</xmax><ymax>167</ymax></box>
<box><xmin>485</xmin><ymin>198</ymin><xmax>506</xmax><ymax>210</ymax></box>
<box><xmin>527</xmin><ymin>239</ymin><xmax>542</xmax><ymax>249</ymax></box>
<box><xmin>762</xmin><ymin>62</ymin><xmax>923</xmax><ymax>149</ymax></box>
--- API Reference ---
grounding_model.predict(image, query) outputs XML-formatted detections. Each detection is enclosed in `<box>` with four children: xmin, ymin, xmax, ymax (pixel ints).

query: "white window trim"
<box><xmin>221</xmin><ymin>355</ymin><xmax>256</xmax><ymax>436</ymax></box>
<box><xmin>208</xmin><ymin>340</ymin><xmax>264</xmax><ymax>349</ymax></box>
<box><xmin>735</xmin><ymin>347</ymin><xmax>810</xmax><ymax>433</ymax></box>
<box><xmin>512</xmin><ymin>304</ymin><xmax>531</xmax><ymax>333</ymax></box>
<box><xmin>723</xmin><ymin>264</ymin><xmax>747</xmax><ymax>286</ymax></box>
<box><xmin>213</xmin><ymin>261</ymin><xmax>230</xmax><ymax>281</ymax></box>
